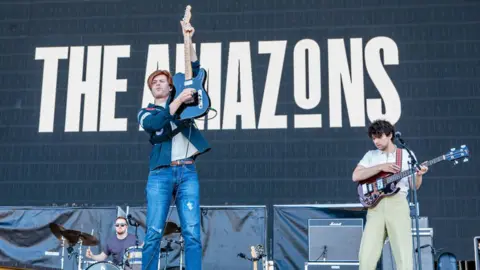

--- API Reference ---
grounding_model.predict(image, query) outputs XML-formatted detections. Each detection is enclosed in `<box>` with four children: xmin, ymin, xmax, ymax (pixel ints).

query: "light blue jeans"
<box><xmin>141</xmin><ymin>160</ymin><xmax>202</xmax><ymax>270</ymax></box>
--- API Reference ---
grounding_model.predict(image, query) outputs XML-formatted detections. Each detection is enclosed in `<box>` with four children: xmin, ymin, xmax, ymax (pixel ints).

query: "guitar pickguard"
<box><xmin>173</xmin><ymin>68</ymin><xmax>211</xmax><ymax>119</ymax></box>
<box><xmin>197</xmin><ymin>89</ymin><xmax>203</xmax><ymax>109</ymax></box>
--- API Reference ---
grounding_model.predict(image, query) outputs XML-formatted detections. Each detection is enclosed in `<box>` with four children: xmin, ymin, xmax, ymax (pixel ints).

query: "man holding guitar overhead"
<box><xmin>137</xmin><ymin>6</ymin><xmax>210</xmax><ymax>270</ymax></box>
<box><xmin>352</xmin><ymin>120</ymin><xmax>428</xmax><ymax>270</ymax></box>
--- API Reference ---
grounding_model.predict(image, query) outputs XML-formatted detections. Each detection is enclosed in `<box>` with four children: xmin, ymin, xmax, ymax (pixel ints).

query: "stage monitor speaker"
<box><xmin>308</xmin><ymin>218</ymin><xmax>364</xmax><ymax>262</ymax></box>
<box><xmin>304</xmin><ymin>262</ymin><xmax>360</xmax><ymax>270</ymax></box>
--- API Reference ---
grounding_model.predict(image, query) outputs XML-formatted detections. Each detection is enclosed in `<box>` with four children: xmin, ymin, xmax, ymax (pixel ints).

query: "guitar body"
<box><xmin>172</xmin><ymin>68</ymin><xmax>211</xmax><ymax>119</ymax></box>
<box><xmin>357</xmin><ymin>172</ymin><xmax>401</xmax><ymax>208</ymax></box>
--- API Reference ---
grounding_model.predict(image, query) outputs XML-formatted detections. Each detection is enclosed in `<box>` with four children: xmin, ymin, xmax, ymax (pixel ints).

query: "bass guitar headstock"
<box><xmin>445</xmin><ymin>145</ymin><xmax>470</xmax><ymax>165</ymax></box>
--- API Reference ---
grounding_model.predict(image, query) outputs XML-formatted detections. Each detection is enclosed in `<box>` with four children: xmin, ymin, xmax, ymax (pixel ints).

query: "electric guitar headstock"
<box><xmin>250</xmin><ymin>246</ymin><xmax>258</xmax><ymax>270</ymax></box>
<box><xmin>250</xmin><ymin>245</ymin><xmax>265</xmax><ymax>270</ymax></box>
<box><xmin>254</xmin><ymin>244</ymin><xmax>264</xmax><ymax>258</ymax></box>
<box><xmin>181</xmin><ymin>5</ymin><xmax>192</xmax><ymax>37</ymax></box>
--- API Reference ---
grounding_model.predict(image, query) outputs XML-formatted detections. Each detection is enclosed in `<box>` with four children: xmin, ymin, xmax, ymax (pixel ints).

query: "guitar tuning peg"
<box><xmin>454</xmin><ymin>160</ymin><xmax>459</xmax><ymax>165</ymax></box>
<box><xmin>461</xmin><ymin>145</ymin><xmax>466</xmax><ymax>148</ymax></box>
<box><xmin>450</xmin><ymin>148</ymin><xmax>456</xmax><ymax>151</ymax></box>
<box><xmin>463</xmin><ymin>158</ymin><xmax>469</xmax><ymax>162</ymax></box>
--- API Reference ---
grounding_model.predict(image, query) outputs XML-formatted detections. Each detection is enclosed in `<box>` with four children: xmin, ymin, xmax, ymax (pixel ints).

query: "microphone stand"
<box><xmin>127</xmin><ymin>214</ymin><xmax>140</xmax><ymax>247</ymax></box>
<box><xmin>125</xmin><ymin>215</ymin><xmax>140</xmax><ymax>269</ymax></box>
<box><xmin>134</xmin><ymin>223</ymin><xmax>139</xmax><ymax>247</ymax></box>
<box><xmin>397</xmin><ymin>136</ymin><xmax>422</xmax><ymax>270</ymax></box>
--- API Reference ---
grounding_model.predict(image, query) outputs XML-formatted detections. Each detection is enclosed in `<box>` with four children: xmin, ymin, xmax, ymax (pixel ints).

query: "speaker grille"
<box><xmin>308</xmin><ymin>219</ymin><xmax>363</xmax><ymax>262</ymax></box>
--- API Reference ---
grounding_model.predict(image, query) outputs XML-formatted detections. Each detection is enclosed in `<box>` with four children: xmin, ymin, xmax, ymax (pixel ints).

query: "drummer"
<box><xmin>86</xmin><ymin>216</ymin><xmax>142</xmax><ymax>266</ymax></box>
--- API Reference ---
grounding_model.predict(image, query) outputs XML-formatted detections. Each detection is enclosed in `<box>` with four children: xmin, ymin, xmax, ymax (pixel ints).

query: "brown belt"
<box><xmin>170</xmin><ymin>160</ymin><xmax>194</xmax><ymax>166</ymax></box>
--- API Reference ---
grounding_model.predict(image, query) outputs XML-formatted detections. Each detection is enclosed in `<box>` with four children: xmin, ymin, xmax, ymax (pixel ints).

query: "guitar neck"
<box><xmin>253</xmin><ymin>261</ymin><xmax>257</xmax><ymax>270</ymax></box>
<box><xmin>184</xmin><ymin>34</ymin><xmax>192</xmax><ymax>80</ymax></box>
<box><xmin>385</xmin><ymin>155</ymin><xmax>445</xmax><ymax>184</ymax></box>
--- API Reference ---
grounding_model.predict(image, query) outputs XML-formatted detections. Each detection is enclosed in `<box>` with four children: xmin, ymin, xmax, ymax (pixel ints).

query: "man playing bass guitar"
<box><xmin>352</xmin><ymin>120</ymin><xmax>428</xmax><ymax>270</ymax></box>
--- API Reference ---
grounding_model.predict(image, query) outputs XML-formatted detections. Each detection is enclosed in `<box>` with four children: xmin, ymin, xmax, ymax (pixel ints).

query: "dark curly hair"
<box><xmin>368</xmin><ymin>120</ymin><xmax>395</xmax><ymax>142</ymax></box>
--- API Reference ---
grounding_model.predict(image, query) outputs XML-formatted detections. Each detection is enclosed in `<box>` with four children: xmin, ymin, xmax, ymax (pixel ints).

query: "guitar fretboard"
<box><xmin>385</xmin><ymin>155</ymin><xmax>444</xmax><ymax>184</ymax></box>
<box><xmin>184</xmin><ymin>34</ymin><xmax>192</xmax><ymax>80</ymax></box>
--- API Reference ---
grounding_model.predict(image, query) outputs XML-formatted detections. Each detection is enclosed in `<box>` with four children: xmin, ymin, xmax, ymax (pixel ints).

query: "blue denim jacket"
<box><xmin>137</xmin><ymin>61</ymin><xmax>211</xmax><ymax>170</ymax></box>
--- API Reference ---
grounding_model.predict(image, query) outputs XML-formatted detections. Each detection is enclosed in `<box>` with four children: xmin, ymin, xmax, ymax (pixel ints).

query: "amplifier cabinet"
<box><xmin>308</xmin><ymin>219</ymin><xmax>364</xmax><ymax>262</ymax></box>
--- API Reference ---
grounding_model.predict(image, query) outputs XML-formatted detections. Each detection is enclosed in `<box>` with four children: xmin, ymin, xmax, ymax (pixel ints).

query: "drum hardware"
<box><xmin>178</xmin><ymin>236</ymin><xmax>184</xmax><ymax>270</ymax></box>
<box><xmin>60</xmin><ymin>236</ymin><xmax>65</xmax><ymax>270</ymax></box>
<box><xmin>127</xmin><ymin>214</ymin><xmax>141</xmax><ymax>247</ymax></box>
<box><xmin>162</xmin><ymin>240</ymin><xmax>175</xmax><ymax>270</ymax></box>
<box><xmin>49</xmin><ymin>223</ymin><xmax>99</xmax><ymax>270</ymax></box>
<box><xmin>159</xmin><ymin>222</ymin><xmax>184</xmax><ymax>270</ymax></box>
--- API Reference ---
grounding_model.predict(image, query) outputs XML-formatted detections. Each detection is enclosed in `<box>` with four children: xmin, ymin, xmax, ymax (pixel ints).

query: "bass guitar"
<box><xmin>172</xmin><ymin>5</ymin><xmax>212</xmax><ymax>120</ymax></box>
<box><xmin>357</xmin><ymin>145</ymin><xmax>470</xmax><ymax>208</ymax></box>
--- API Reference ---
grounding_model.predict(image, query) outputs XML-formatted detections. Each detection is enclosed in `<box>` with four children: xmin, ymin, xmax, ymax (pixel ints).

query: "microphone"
<box><xmin>321</xmin><ymin>245</ymin><xmax>328</xmax><ymax>260</ymax></box>
<box><xmin>394</xmin><ymin>131</ymin><xmax>405</xmax><ymax>145</ymax></box>
<box><xmin>127</xmin><ymin>214</ymin><xmax>138</xmax><ymax>227</ymax></box>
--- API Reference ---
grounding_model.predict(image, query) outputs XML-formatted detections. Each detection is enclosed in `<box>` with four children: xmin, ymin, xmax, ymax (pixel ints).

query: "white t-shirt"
<box><xmin>357</xmin><ymin>147</ymin><xmax>417</xmax><ymax>194</ymax></box>
<box><xmin>170</xmin><ymin>121</ymin><xmax>198</xmax><ymax>161</ymax></box>
<box><xmin>157</xmin><ymin>102</ymin><xmax>198</xmax><ymax>161</ymax></box>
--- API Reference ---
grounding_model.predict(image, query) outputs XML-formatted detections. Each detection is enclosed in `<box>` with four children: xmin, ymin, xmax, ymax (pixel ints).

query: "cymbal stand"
<box><xmin>179</xmin><ymin>236</ymin><xmax>184</xmax><ymax>270</ymax></box>
<box><xmin>60</xmin><ymin>236</ymin><xmax>65</xmax><ymax>270</ymax></box>
<box><xmin>163</xmin><ymin>241</ymin><xmax>172</xmax><ymax>270</ymax></box>
<box><xmin>77</xmin><ymin>239</ymin><xmax>83</xmax><ymax>270</ymax></box>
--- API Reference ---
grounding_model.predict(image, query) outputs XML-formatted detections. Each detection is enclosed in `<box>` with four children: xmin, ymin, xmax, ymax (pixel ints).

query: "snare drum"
<box><xmin>124</xmin><ymin>246</ymin><xmax>142</xmax><ymax>270</ymax></box>
<box><xmin>85</xmin><ymin>261</ymin><xmax>121</xmax><ymax>270</ymax></box>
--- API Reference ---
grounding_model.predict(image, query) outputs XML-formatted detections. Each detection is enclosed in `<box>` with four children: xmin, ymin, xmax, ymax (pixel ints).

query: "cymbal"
<box><xmin>49</xmin><ymin>223</ymin><xmax>99</xmax><ymax>246</ymax></box>
<box><xmin>77</xmin><ymin>230</ymin><xmax>99</xmax><ymax>246</ymax></box>
<box><xmin>164</xmin><ymin>221</ymin><xmax>181</xmax><ymax>236</ymax></box>
<box><xmin>49</xmin><ymin>223</ymin><xmax>65</xmax><ymax>240</ymax></box>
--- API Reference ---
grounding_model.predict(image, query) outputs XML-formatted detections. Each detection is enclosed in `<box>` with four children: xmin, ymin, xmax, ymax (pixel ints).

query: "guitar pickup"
<box><xmin>184</xmin><ymin>80</ymin><xmax>193</xmax><ymax>86</ymax></box>
<box><xmin>362</xmin><ymin>184</ymin><xmax>368</xmax><ymax>195</ymax></box>
<box><xmin>376</xmin><ymin>179</ymin><xmax>384</xmax><ymax>190</ymax></box>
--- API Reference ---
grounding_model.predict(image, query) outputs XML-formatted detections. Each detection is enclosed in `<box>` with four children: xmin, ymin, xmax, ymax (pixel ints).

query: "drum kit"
<box><xmin>49</xmin><ymin>221</ymin><xmax>185</xmax><ymax>270</ymax></box>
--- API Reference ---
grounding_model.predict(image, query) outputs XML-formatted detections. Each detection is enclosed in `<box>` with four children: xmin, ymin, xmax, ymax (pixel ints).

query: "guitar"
<box><xmin>250</xmin><ymin>244</ymin><xmax>265</xmax><ymax>270</ymax></box>
<box><xmin>357</xmin><ymin>145</ymin><xmax>470</xmax><ymax>208</ymax></box>
<box><xmin>250</xmin><ymin>246</ymin><xmax>258</xmax><ymax>270</ymax></box>
<box><xmin>172</xmin><ymin>5</ymin><xmax>212</xmax><ymax>120</ymax></box>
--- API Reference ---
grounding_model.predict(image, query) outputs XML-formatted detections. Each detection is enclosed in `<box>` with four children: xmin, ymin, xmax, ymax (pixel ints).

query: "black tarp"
<box><xmin>273</xmin><ymin>204</ymin><xmax>367</xmax><ymax>270</ymax></box>
<box><xmin>0</xmin><ymin>206</ymin><xmax>267</xmax><ymax>270</ymax></box>
<box><xmin>128</xmin><ymin>206</ymin><xmax>268</xmax><ymax>270</ymax></box>
<box><xmin>0</xmin><ymin>207</ymin><xmax>118</xmax><ymax>270</ymax></box>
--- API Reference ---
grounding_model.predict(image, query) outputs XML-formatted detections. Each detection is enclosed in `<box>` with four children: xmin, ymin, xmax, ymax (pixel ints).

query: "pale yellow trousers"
<box><xmin>359</xmin><ymin>193</ymin><xmax>413</xmax><ymax>270</ymax></box>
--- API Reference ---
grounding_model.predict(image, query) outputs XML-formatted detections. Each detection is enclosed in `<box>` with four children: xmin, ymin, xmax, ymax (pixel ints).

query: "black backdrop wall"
<box><xmin>0</xmin><ymin>0</ymin><xmax>479</xmax><ymax>260</ymax></box>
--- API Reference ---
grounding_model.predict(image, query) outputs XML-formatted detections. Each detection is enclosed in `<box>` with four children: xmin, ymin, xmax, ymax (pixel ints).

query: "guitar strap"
<box><xmin>395</xmin><ymin>147</ymin><xmax>402</xmax><ymax>169</ymax></box>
